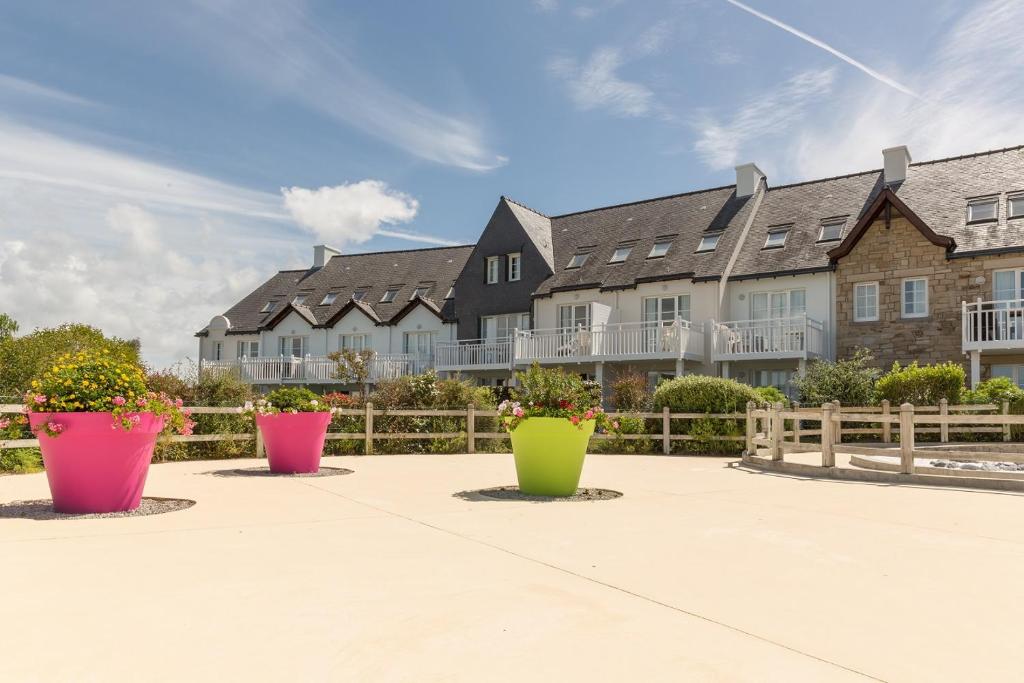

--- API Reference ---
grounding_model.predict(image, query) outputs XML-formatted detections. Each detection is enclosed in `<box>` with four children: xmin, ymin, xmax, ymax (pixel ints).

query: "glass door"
<box><xmin>993</xmin><ymin>270</ymin><xmax>1024</xmax><ymax>340</ymax></box>
<box><xmin>557</xmin><ymin>304</ymin><xmax>590</xmax><ymax>356</ymax></box>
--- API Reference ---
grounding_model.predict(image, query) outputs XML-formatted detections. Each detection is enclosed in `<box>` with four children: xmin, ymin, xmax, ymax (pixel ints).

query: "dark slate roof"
<box><xmin>534</xmin><ymin>185</ymin><xmax>757</xmax><ymax>296</ymax></box>
<box><xmin>503</xmin><ymin>197</ymin><xmax>555</xmax><ymax>271</ymax></box>
<box><xmin>204</xmin><ymin>244</ymin><xmax>473</xmax><ymax>334</ymax></box>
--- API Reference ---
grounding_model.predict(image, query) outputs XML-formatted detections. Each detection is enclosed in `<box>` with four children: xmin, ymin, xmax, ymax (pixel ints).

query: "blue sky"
<box><xmin>1</xmin><ymin>0</ymin><xmax>1022</xmax><ymax>366</ymax></box>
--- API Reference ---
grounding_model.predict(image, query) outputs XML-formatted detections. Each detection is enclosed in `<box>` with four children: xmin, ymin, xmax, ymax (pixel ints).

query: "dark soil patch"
<box><xmin>454</xmin><ymin>486</ymin><xmax>623</xmax><ymax>502</ymax></box>
<box><xmin>208</xmin><ymin>466</ymin><xmax>354</xmax><ymax>478</ymax></box>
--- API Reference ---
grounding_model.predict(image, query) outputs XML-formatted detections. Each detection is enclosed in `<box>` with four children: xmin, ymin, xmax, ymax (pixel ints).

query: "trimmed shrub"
<box><xmin>609</xmin><ymin>368</ymin><xmax>651</xmax><ymax>411</ymax></box>
<box><xmin>793</xmin><ymin>348</ymin><xmax>879</xmax><ymax>406</ymax></box>
<box><xmin>752</xmin><ymin>386</ymin><xmax>789</xmax><ymax>407</ymax></box>
<box><xmin>652</xmin><ymin>375</ymin><xmax>761</xmax><ymax>453</ymax></box>
<box><xmin>963</xmin><ymin>377</ymin><xmax>1024</xmax><ymax>440</ymax></box>
<box><xmin>875</xmin><ymin>361</ymin><xmax>965</xmax><ymax>406</ymax></box>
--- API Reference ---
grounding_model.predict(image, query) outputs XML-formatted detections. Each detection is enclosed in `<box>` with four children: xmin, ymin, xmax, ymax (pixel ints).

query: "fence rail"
<box><xmin>0</xmin><ymin>404</ymin><xmax>747</xmax><ymax>457</ymax></box>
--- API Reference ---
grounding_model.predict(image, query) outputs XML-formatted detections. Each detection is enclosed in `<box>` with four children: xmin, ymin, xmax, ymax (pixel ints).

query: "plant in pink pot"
<box><xmin>24</xmin><ymin>351</ymin><xmax>194</xmax><ymax>514</ymax></box>
<box><xmin>248</xmin><ymin>387</ymin><xmax>332</xmax><ymax>474</ymax></box>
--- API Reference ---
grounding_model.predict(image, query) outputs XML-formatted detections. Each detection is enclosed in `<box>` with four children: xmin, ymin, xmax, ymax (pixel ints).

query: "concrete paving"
<box><xmin>2</xmin><ymin>453</ymin><xmax>1023</xmax><ymax>682</ymax></box>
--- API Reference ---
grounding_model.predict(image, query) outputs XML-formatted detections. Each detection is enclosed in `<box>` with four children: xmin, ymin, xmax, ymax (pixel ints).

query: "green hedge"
<box><xmin>875</xmin><ymin>361</ymin><xmax>965</xmax><ymax>406</ymax></box>
<box><xmin>652</xmin><ymin>375</ymin><xmax>761</xmax><ymax>454</ymax></box>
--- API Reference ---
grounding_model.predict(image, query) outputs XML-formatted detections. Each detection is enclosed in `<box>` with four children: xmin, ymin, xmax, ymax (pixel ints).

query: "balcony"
<box><xmin>514</xmin><ymin>319</ymin><xmax>705</xmax><ymax>365</ymax></box>
<box><xmin>963</xmin><ymin>299</ymin><xmax>1024</xmax><ymax>352</ymax></box>
<box><xmin>435</xmin><ymin>338</ymin><xmax>513</xmax><ymax>372</ymax></box>
<box><xmin>200</xmin><ymin>353</ymin><xmax>427</xmax><ymax>384</ymax></box>
<box><xmin>711</xmin><ymin>316</ymin><xmax>825</xmax><ymax>361</ymax></box>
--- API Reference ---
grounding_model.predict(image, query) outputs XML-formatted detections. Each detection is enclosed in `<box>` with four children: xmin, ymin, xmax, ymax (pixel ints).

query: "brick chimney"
<box><xmin>882</xmin><ymin>145</ymin><xmax>911</xmax><ymax>185</ymax></box>
<box><xmin>735</xmin><ymin>163</ymin><xmax>765</xmax><ymax>198</ymax></box>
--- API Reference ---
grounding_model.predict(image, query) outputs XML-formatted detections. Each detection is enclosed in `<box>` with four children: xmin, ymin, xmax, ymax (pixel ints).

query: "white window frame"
<box><xmin>507</xmin><ymin>253</ymin><xmax>521</xmax><ymax>281</ymax></box>
<box><xmin>339</xmin><ymin>333</ymin><xmax>369</xmax><ymax>352</ymax></box>
<box><xmin>486</xmin><ymin>256</ymin><xmax>500</xmax><ymax>284</ymax></box>
<box><xmin>481</xmin><ymin>312</ymin><xmax>530</xmax><ymax>341</ymax></box>
<box><xmin>994</xmin><ymin>269</ymin><xmax>1024</xmax><ymax>302</ymax></box>
<box><xmin>648</xmin><ymin>240</ymin><xmax>672</xmax><ymax>258</ymax></box>
<box><xmin>1009</xmin><ymin>194</ymin><xmax>1024</xmax><ymax>219</ymax></box>
<box><xmin>696</xmin><ymin>233</ymin><xmax>722</xmax><ymax>252</ymax></box>
<box><xmin>410</xmin><ymin>286</ymin><xmax>430</xmax><ymax>301</ymax></box>
<box><xmin>380</xmin><ymin>288</ymin><xmax>398</xmax><ymax>303</ymax></box>
<box><xmin>278</xmin><ymin>335</ymin><xmax>307</xmax><ymax>358</ymax></box>
<box><xmin>351</xmin><ymin>290</ymin><xmax>367</xmax><ymax>302</ymax></box>
<box><xmin>444</xmin><ymin>285</ymin><xmax>454</xmax><ymax>300</ymax></box>
<box><xmin>818</xmin><ymin>219</ymin><xmax>846</xmax><ymax>242</ymax></box>
<box><xmin>609</xmin><ymin>246</ymin><xmax>632</xmax><ymax>263</ymax></box>
<box><xmin>763</xmin><ymin>228</ymin><xmax>790</xmax><ymax>249</ymax></box>
<box><xmin>260</xmin><ymin>301</ymin><xmax>277</xmax><ymax>314</ymax></box>
<box><xmin>558</xmin><ymin>303</ymin><xmax>591</xmax><ymax>330</ymax></box>
<box><xmin>967</xmin><ymin>196</ymin><xmax>998</xmax><ymax>223</ymax></box>
<box><xmin>566</xmin><ymin>253</ymin><xmax>590</xmax><ymax>269</ymax></box>
<box><xmin>853</xmin><ymin>281</ymin><xmax>880</xmax><ymax>322</ymax></box>
<box><xmin>403</xmin><ymin>331</ymin><xmax>436</xmax><ymax>359</ymax></box>
<box><xmin>320</xmin><ymin>292</ymin><xmax>338</xmax><ymax>306</ymax></box>
<box><xmin>292</xmin><ymin>294</ymin><xmax>308</xmax><ymax>306</ymax></box>
<box><xmin>901</xmin><ymin>277</ymin><xmax>929</xmax><ymax>318</ymax></box>
<box><xmin>643</xmin><ymin>295</ymin><xmax>692</xmax><ymax>325</ymax></box>
<box><xmin>750</xmin><ymin>289</ymin><xmax>806</xmax><ymax>320</ymax></box>
<box><xmin>236</xmin><ymin>340</ymin><xmax>259</xmax><ymax>358</ymax></box>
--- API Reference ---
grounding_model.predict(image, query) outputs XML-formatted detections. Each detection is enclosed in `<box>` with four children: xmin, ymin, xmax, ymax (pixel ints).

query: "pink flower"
<box><xmin>584</xmin><ymin>409</ymin><xmax>594</xmax><ymax>420</ymax></box>
<box><xmin>136</xmin><ymin>398</ymin><xmax>147</xmax><ymax>407</ymax></box>
<box><xmin>112</xmin><ymin>396</ymin><xmax>126</xmax><ymax>406</ymax></box>
<box><xmin>512</xmin><ymin>406</ymin><xmax>524</xmax><ymax>418</ymax></box>
<box><xmin>175</xmin><ymin>398</ymin><xmax>184</xmax><ymax>408</ymax></box>
<box><xmin>183</xmin><ymin>408</ymin><xmax>192</xmax><ymax>417</ymax></box>
<box><xmin>0</xmin><ymin>418</ymin><xmax>9</xmax><ymax>429</ymax></box>
<box><xmin>47</xmin><ymin>421</ymin><xmax>64</xmax><ymax>434</ymax></box>
<box><xmin>612</xmin><ymin>420</ymin><xmax>620</xmax><ymax>430</ymax></box>
<box><xmin>33</xmin><ymin>395</ymin><xmax>47</xmax><ymax>404</ymax></box>
<box><xmin>570</xmin><ymin>415</ymin><xmax>580</xmax><ymax>425</ymax></box>
<box><xmin>130</xmin><ymin>414</ymin><xmax>141</xmax><ymax>424</ymax></box>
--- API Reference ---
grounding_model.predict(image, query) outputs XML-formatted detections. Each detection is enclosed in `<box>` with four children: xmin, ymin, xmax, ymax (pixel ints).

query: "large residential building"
<box><xmin>197</xmin><ymin>143</ymin><xmax>1024</xmax><ymax>395</ymax></box>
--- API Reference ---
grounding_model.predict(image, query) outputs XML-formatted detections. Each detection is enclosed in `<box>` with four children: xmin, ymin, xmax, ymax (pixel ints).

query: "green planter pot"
<box><xmin>508</xmin><ymin>417</ymin><xmax>596</xmax><ymax>496</ymax></box>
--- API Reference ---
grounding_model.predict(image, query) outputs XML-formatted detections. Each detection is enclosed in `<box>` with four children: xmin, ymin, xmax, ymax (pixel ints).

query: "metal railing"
<box><xmin>514</xmin><ymin>319</ymin><xmax>702</xmax><ymax>363</ymax></box>
<box><xmin>435</xmin><ymin>338</ymin><xmax>513</xmax><ymax>370</ymax></box>
<box><xmin>962</xmin><ymin>299</ymin><xmax>1024</xmax><ymax>350</ymax></box>
<box><xmin>712</xmin><ymin>315</ymin><xmax>824</xmax><ymax>359</ymax></box>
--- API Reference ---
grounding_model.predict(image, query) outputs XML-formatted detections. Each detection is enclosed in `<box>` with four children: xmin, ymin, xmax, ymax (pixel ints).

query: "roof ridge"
<box><xmin>549</xmin><ymin>183</ymin><xmax>738</xmax><ymax>219</ymax></box>
<box><xmin>769</xmin><ymin>168</ymin><xmax>881</xmax><ymax>191</ymax></box>
<box><xmin>328</xmin><ymin>243</ymin><xmax>474</xmax><ymax>260</ymax></box>
<box><xmin>502</xmin><ymin>195</ymin><xmax>550</xmax><ymax>218</ymax></box>
<box><xmin>908</xmin><ymin>143</ymin><xmax>1024</xmax><ymax>168</ymax></box>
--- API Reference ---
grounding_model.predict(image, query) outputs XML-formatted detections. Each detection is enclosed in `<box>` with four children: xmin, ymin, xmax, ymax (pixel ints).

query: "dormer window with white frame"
<box><xmin>410</xmin><ymin>286</ymin><xmax>430</xmax><ymax>300</ymax></box>
<box><xmin>486</xmin><ymin>256</ymin><xmax>500</xmax><ymax>284</ymax></box>
<box><xmin>260</xmin><ymin>301</ymin><xmax>277</xmax><ymax>314</ymax></box>
<box><xmin>566</xmin><ymin>252</ymin><xmax>590</xmax><ymax>269</ymax></box>
<box><xmin>648</xmin><ymin>239</ymin><xmax>673</xmax><ymax>258</ymax></box>
<box><xmin>320</xmin><ymin>292</ymin><xmax>338</xmax><ymax>306</ymax></box>
<box><xmin>967</xmin><ymin>196</ymin><xmax>998</xmax><ymax>223</ymax></box>
<box><xmin>351</xmin><ymin>290</ymin><xmax>367</xmax><ymax>301</ymax></box>
<box><xmin>380</xmin><ymin>288</ymin><xmax>398</xmax><ymax>303</ymax></box>
<box><xmin>609</xmin><ymin>245</ymin><xmax>632</xmax><ymax>263</ymax></box>
<box><xmin>1009</xmin><ymin>194</ymin><xmax>1024</xmax><ymax>219</ymax></box>
<box><xmin>696</xmin><ymin>232</ymin><xmax>722</xmax><ymax>253</ymax></box>
<box><xmin>818</xmin><ymin>218</ymin><xmax>846</xmax><ymax>242</ymax></box>
<box><xmin>292</xmin><ymin>294</ymin><xmax>308</xmax><ymax>306</ymax></box>
<box><xmin>507</xmin><ymin>253</ymin><xmax>521</xmax><ymax>281</ymax></box>
<box><xmin>763</xmin><ymin>227</ymin><xmax>790</xmax><ymax>249</ymax></box>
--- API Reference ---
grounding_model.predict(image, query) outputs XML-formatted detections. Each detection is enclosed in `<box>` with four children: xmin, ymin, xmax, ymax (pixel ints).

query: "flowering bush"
<box><xmin>497</xmin><ymin>364</ymin><xmax>615</xmax><ymax>432</ymax></box>
<box><xmin>245</xmin><ymin>387</ymin><xmax>325</xmax><ymax>416</ymax></box>
<box><xmin>22</xmin><ymin>351</ymin><xmax>193</xmax><ymax>437</ymax></box>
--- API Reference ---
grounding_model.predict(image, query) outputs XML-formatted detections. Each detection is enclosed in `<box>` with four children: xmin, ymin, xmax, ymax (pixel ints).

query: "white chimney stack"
<box><xmin>313</xmin><ymin>244</ymin><xmax>341</xmax><ymax>268</ymax></box>
<box><xmin>735</xmin><ymin>163</ymin><xmax>765</xmax><ymax>198</ymax></box>
<box><xmin>882</xmin><ymin>145</ymin><xmax>911</xmax><ymax>185</ymax></box>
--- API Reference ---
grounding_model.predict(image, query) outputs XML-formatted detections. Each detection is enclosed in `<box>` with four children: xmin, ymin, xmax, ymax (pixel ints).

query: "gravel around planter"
<box><xmin>455</xmin><ymin>486</ymin><xmax>623</xmax><ymax>502</ymax></box>
<box><xmin>209</xmin><ymin>466</ymin><xmax>354</xmax><ymax>478</ymax></box>
<box><xmin>931</xmin><ymin>459</ymin><xmax>1024</xmax><ymax>472</ymax></box>
<box><xmin>0</xmin><ymin>497</ymin><xmax>195</xmax><ymax>520</ymax></box>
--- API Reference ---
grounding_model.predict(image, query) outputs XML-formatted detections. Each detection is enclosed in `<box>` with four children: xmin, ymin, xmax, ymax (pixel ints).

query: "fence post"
<box><xmin>832</xmin><ymin>400</ymin><xmax>842</xmax><ymax>445</ymax></box>
<box><xmin>881</xmin><ymin>400</ymin><xmax>891</xmax><ymax>443</ymax></box>
<box><xmin>770</xmin><ymin>402</ymin><xmax>784</xmax><ymax>461</ymax></box>
<box><xmin>899</xmin><ymin>403</ymin><xmax>915</xmax><ymax>475</ymax></box>
<box><xmin>792</xmin><ymin>400</ymin><xmax>802</xmax><ymax>444</ymax></box>
<box><xmin>466</xmin><ymin>403</ymin><xmax>476</xmax><ymax>454</ymax></box>
<box><xmin>939</xmin><ymin>398</ymin><xmax>949</xmax><ymax>443</ymax></box>
<box><xmin>663</xmin><ymin>405</ymin><xmax>671</xmax><ymax>455</ymax></box>
<box><xmin>820</xmin><ymin>402</ymin><xmax>835</xmax><ymax>467</ymax></box>
<box><xmin>365</xmin><ymin>401</ymin><xmax>374</xmax><ymax>455</ymax></box>
<box><xmin>254</xmin><ymin>421</ymin><xmax>265</xmax><ymax>459</ymax></box>
<box><xmin>1003</xmin><ymin>400</ymin><xmax>1011</xmax><ymax>442</ymax></box>
<box><xmin>744</xmin><ymin>401</ymin><xmax>755</xmax><ymax>456</ymax></box>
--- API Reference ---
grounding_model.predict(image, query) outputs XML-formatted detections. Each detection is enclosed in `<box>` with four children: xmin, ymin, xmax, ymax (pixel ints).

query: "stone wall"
<box><xmin>834</xmin><ymin>209</ymin><xmax>1024</xmax><ymax>376</ymax></box>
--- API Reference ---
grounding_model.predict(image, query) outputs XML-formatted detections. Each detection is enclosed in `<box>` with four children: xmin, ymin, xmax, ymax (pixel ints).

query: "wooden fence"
<box><xmin>747</xmin><ymin>400</ymin><xmax>1024</xmax><ymax>475</ymax></box>
<box><xmin>0</xmin><ymin>404</ymin><xmax>748</xmax><ymax>458</ymax></box>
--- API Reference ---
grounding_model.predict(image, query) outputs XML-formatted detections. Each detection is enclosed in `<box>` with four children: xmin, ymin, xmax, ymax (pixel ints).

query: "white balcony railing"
<box><xmin>435</xmin><ymin>338</ymin><xmax>513</xmax><ymax>370</ymax></box>
<box><xmin>712</xmin><ymin>316</ymin><xmax>824</xmax><ymax>360</ymax></box>
<box><xmin>201</xmin><ymin>353</ymin><xmax>427</xmax><ymax>384</ymax></box>
<box><xmin>963</xmin><ymin>299</ymin><xmax>1024</xmax><ymax>351</ymax></box>
<box><xmin>514</xmin><ymin>319</ymin><xmax>703</xmax><ymax>364</ymax></box>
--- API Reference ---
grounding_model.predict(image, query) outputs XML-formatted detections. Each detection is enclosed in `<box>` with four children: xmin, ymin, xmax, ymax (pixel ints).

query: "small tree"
<box><xmin>609</xmin><ymin>368</ymin><xmax>651</xmax><ymax>411</ymax></box>
<box><xmin>0</xmin><ymin>313</ymin><xmax>17</xmax><ymax>340</ymax></box>
<box><xmin>792</xmin><ymin>348</ymin><xmax>880</xmax><ymax>406</ymax></box>
<box><xmin>328</xmin><ymin>348</ymin><xmax>376</xmax><ymax>386</ymax></box>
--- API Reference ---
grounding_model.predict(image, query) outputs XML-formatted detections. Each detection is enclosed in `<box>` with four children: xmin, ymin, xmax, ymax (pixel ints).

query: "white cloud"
<box><xmin>548</xmin><ymin>48</ymin><xmax>654</xmax><ymax>118</ymax></box>
<box><xmin>532</xmin><ymin>0</ymin><xmax>558</xmax><ymax>11</ymax></box>
<box><xmin>0</xmin><ymin>73</ymin><xmax>95</xmax><ymax>107</ymax></box>
<box><xmin>693</xmin><ymin>68</ymin><xmax>836</xmax><ymax>170</ymax></box>
<box><xmin>175</xmin><ymin>1</ymin><xmax>505</xmax><ymax>172</ymax></box>
<box><xmin>282</xmin><ymin>181</ymin><xmax>435</xmax><ymax>247</ymax></box>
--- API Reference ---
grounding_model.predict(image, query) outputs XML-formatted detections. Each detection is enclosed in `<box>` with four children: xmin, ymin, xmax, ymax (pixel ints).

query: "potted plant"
<box><xmin>497</xmin><ymin>364</ymin><xmax>616</xmax><ymax>496</ymax></box>
<box><xmin>247</xmin><ymin>387</ymin><xmax>331</xmax><ymax>474</ymax></box>
<box><xmin>23</xmin><ymin>351</ymin><xmax>194</xmax><ymax>513</ymax></box>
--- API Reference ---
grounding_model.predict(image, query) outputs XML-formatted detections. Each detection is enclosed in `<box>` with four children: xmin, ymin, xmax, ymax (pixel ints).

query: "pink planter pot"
<box><xmin>256</xmin><ymin>412</ymin><xmax>332</xmax><ymax>474</ymax></box>
<box><xmin>29</xmin><ymin>412</ymin><xmax>166</xmax><ymax>514</ymax></box>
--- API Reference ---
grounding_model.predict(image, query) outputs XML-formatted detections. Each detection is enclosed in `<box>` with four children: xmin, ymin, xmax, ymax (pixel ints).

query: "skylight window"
<box><xmin>763</xmin><ymin>228</ymin><xmax>790</xmax><ymax>249</ymax></box>
<box><xmin>380</xmin><ymin>288</ymin><xmax>398</xmax><ymax>303</ymax></box>
<box><xmin>648</xmin><ymin>240</ymin><xmax>672</xmax><ymax>258</ymax></box>
<box><xmin>320</xmin><ymin>292</ymin><xmax>338</xmax><ymax>306</ymax></box>
<box><xmin>292</xmin><ymin>295</ymin><xmax>307</xmax><ymax>306</ymax></box>
<box><xmin>260</xmin><ymin>301</ymin><xmax>277</xmax><ymax>314</ymax></box>
<box><xmin>696</xmin><ymin>233</ymin><xmax>722</xmax><ymax>252</ymax></box>
<box><xmin>818</xmin><ymin>219</ymin><xmax>846</xmax><ymax>242</ymax></box>
<box><xmin>351</xmin><ymin>290</ymin><xmax>367</xmax><ymax>301</ymax></box>
<box><xmin>566</xmin><ymin>253</ymin><xmax>590</xmax><ymax>269</ymax></box>
<box><xmin>410</xmin><ymin>286</ymin><xmax>430</xmax><ymax>300</ymax></box>
<box><xmin>1010</xmin><ymin>194</ymin><xmax>1024</xmax><ymax>219</ymax></box>
<box><xmin>609</xmin><ymin>246</ymin><xmax>632</xmax><ymax>263</ymax></box>
<box><xmin>968</xmin><ymin>197</ymin><xmax>998</xmax><ymax>223</ymax></box>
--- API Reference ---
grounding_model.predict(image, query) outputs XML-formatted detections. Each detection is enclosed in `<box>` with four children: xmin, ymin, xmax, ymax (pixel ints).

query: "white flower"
<box><xmin>310</xmin><ymin>399</ymin><xmax>318</xmax><ymax>406</ymax></box>
<box><xmin>243</xmin><ymin>401</ymin><xmax>253</xmax><ymax>411</ymax></box>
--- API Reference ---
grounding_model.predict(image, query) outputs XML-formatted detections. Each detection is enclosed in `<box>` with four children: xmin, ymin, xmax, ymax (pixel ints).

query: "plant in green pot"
<box><xmin>498</xmin><ymin>364</ymin><xmax>616</xmax><ymax>497</ymax></box>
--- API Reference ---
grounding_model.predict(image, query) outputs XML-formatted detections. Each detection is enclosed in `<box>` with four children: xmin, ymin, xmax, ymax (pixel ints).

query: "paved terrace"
<box><xmin>2</xmin><ymin>453</ymin><xmax>1023</xmax><ymax>682</ymax></box>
